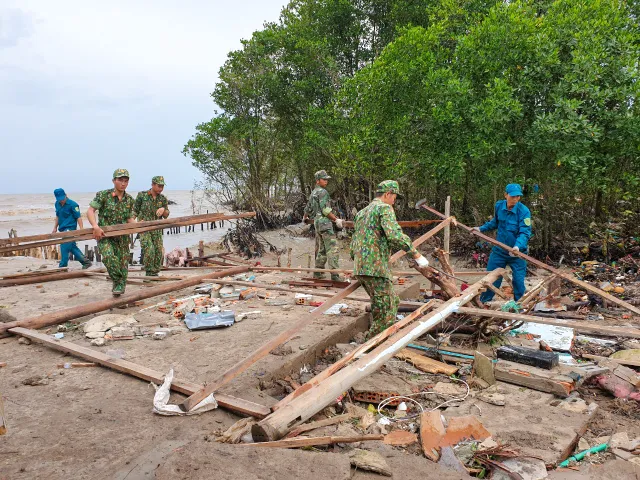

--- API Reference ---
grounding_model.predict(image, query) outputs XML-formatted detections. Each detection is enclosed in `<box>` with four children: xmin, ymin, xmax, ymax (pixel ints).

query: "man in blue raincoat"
<box><xmin>474</xmin><ymin>183</ymin><xmax>531</xmax><ymax>303</ymax></box>
<box><xmin>52</xmin><ymin>188</ymin><xmax>92</xmax><ymax>269</ymax></box>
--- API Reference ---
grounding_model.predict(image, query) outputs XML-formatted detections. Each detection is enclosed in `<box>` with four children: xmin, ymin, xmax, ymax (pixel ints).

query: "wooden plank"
<box><xmin>0</xmin><ymin>267</ymin><xmax>68</xmax><ymax>279</ymax></box>
<box><xmin>0</xmin><ymin>266</ymin><xmax>249</xmax><ymax>338</ymax></box>
<box><xmin>9</xmin><ymin>327</ymin><xmax>270</xmax><ymax>418</ymax></box>
<box><xmin>422</xmin><ymin>205</ymin><xmax>640</xmax><ymax>316</ymax></box>
<box><xmin>284</xmin><ymin>414</ymin><xmax>354</xmax><ymax>439</ymax></box>
<box><xmin>0</xmin><ymin>269</ymin><xmax>100</xmax><ymax>288</ymax></box>
<box><xmin>457</xmin><ymin>307</ymin><xmax>640</xmax><ymax>339</ymax></box>
<box><xmin>0</xmin><ymin>212</ymin><xmax>255</xmax><ymax>254</ymax></box>
<box><xmin>0</xmin><ymin>212</ymin><xmax>234</xmax><ymax>245</ymax></box>
<box><xmin>253</xmin><ymin>266</ymin><xmax>487</xmax><ymax>277</ymax></box>
<box><xmin>180</xmin><ymin>218</ymin><xmax>454</xmax><ymax>412</ymax></box>
<box><xmin>494</xmin><ymin>360</ymin><xmax>575</xmax><ymax>397</ymax></box>
<box><xmin>251</xmin><ymin>269</ymin><xmax>505</xmax><ymax>441</ymax></box>
<box><xmin>241</xmin><ymin>434</ymin><xmax>384</xmax><ymax>449</ymax></box>
<box><xmin>394</xmin><ymin>349</ymin><xmax>458</xmax><ymax>375</ymax></box>
<box><xmin>271</xmin><ymin>301</ymin><xmax>436</xmax><ymax>411</ymax></box>
<box><xmin>342</xmin><ymin>219</ymin><xmax>441</xmax><ymax>229</ymax></box>
<box><xmin>582</xmin><ymin>353</ymin><xmax>640</xmax><ymax>369</ymax></box>
<box><xmin>486</xmin><ymin>283</ymin><xmax>508</xmax><ymax>299</ymax></box>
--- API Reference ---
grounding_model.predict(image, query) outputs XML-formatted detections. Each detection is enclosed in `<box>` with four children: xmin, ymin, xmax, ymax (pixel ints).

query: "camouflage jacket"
<box><xmin>89</xmin><ymin>189</ymin><xmax>135</xmax><ymax>227</ymax></box>
<box><xmin>133</xmin><ymin>190</ymin><xmax>169</xmax><ymax>222</ymax></box>
<box><xmin>304</xmin><ymin>186</ymin><xmax>334</xmax><ymax>233</ymax></box>
<box><xmin>350</xmin><ymin>198</ymin><xmax>418</xmax><ymax>279</ymax></box>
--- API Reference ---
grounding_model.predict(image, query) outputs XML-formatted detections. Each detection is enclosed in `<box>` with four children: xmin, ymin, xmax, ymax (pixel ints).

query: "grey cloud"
<box><xmin>0</xmin><ymin>8</ymin><xmax>34</xmax><ymax>48</ymax></box>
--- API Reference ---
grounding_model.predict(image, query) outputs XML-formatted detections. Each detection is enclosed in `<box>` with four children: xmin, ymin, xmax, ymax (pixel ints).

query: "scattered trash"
<box><xmin>514</xmin><ymin>323</ymin><xmax>574</xmax><ymax>351</ymax></box>
<box><xmin>152</xmin><ymin>369</ymin><xmax>217</xmax><ymax>416</ymax></box>
<box><xmin>52</xmin><ymin>333</ymin><xmax>64</xmax><ymax>339</ymax></box>
<box><xmin>496</xmin><ymin>345</ymin><xmax>559</xmax><ymax>370</ymax></box>
<box><xmin>236</xmin><ymin>311</ymin><xmax>262</xmax><ymax>322</ymax></box>
<box><xmin>184</xmin><ymin>310</ymin><xmax>235</xmax><ymax>330</ymax></box>
<box><xmin>322</xmin><ymin>303</ymin><xmax>348</xmax><ymax>315</ymax></box>
<box><xmin>558</xmin><ymin>443</ymin><xmax>608</xmax><ymax>467</ymax></box>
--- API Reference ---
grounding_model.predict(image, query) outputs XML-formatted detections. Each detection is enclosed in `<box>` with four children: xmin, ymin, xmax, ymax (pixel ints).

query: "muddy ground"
<box><xmin>1</xmin><ymin>230</ymin><xmax>639</xmax><ymax>479</ymax></box>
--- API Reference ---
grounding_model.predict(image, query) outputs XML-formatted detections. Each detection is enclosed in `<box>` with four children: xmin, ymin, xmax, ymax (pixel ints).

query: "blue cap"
<box><xmin>505</xmin><ymin>183</ymin><xmax>523</xmax><ymax>197</ymax></box>
<box><xmin>54</xmin><ymin>188</ymin><xmax>66</xmax><ymax>201</ymax></box>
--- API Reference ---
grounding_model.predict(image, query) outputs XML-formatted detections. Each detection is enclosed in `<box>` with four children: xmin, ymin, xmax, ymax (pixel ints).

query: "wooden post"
<box><xmin>179</xmin><ymin>218</ymin><xmax>455</xmax><ymax>412</ymax></box>
<box><xmin>0</xmin><ymin>266</ymin><xmax>249</xmax><ymax>338</ymax></box>
<box><xmin>251</xmin><ymin>268</ymin><xmax>505</xmax><ymax>441</ymax></box>
<box><xmin>444</xmin><ymin>196</ymin><xmax>451</xmax><ymax>260</ymax></box>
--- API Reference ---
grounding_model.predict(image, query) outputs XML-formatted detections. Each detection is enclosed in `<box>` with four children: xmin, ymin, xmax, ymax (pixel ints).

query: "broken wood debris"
<box><xmin>424</xmin><ymin>205</ymin><xmax>640</xmax><ymax>315</ymax></box>
<box><xmin>0</xmin><ymin>266</ymin><xmax>249</xmax><ymax>338</ymax></box>
<box><xmin>240</xmin><ymin>434</ymin><xmax>384</xmax><ymax>449</ymax></box>
<box><xmin>9</xmin><ymin>327</ymin><xmax>270</xmax><ymax>418</ymax></box>
<box><xmin>251</xmin><ymin>269</ymin><xmax>505</xmax><ymax>441</ymax></box>
<box><xmin>180</xmin><ymin>218</ymin><xmax>455</xmax><ymax>412</ymax></box>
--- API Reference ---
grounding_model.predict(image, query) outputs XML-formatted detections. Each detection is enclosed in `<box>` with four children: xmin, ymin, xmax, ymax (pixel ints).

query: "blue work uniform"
<box><xmin>479</xmin><ymin>200</ymin><xmax>532</xmax><ymax>302</ymax></box>
<box><xmin>55</xmin><ymin>198</ymin><xmax>89</xmax><ymax>268</ymax></box>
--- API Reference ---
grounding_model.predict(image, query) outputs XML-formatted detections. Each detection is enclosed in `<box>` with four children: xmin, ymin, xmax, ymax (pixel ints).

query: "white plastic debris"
<box><xmin>518</xmin><ymin>322</ymin><xmax>574</xmax><ymax>351</ymax></box>
<box><xmin>152</xmin><ymin>369</ymin><xmax>218</xmax><ymax>416</ymax></box>
<box><xmin>322</xmin><ymin>303</ymin><xmax>348</xmax><ymax>315</ymax></box>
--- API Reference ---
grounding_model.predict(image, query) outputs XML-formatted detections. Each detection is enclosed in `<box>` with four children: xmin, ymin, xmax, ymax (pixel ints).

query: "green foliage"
<box><xmin>184</xmin><ymin>0</ymin><xmax>640</xmax><ymax>252</ymax></box>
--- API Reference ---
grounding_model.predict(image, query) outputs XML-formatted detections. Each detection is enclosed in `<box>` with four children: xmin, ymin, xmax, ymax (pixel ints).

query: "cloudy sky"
<box><xmin>0</xmin><ymin>0</ymin><xmax>286</xmax><ymax>194</ymax></box>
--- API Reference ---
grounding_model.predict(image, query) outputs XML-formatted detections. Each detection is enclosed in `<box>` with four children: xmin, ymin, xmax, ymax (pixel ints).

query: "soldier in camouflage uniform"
<box><xmin>133</xmin><ymin>176</ymin><xmax>170</xmax><ymax>277</ymax></box>
<box><xmin>303</xmin><ymin>170</ymin><xmax>345</xmax><ymax>282</ymax></box>
<box><xmin>87</xmin><ymin>169</ymin><xmax>136</xmax><ymax>296</ymax></box>
<box><xmin>350</xmin><ymin>180</ymin><xmax>429</xmax><ymax>335</ymax></box>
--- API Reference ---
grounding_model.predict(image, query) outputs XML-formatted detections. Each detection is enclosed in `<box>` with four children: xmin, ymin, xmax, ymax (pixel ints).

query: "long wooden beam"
<box><xmin>0</xmin><ymin>212</ymin><xmax>255</xmax><ymax>253</ymax></box>
<box><xmin>252</xmin><ymin>269</ymin><xmax>505</xmax><ymax>441</ymax></box>
<box><xmin>179</xmin><ymin>217</ymin><xmax>454</xmax><ymax>412</ymax></box>
<box><xmin>0</xmin><ymin>266</ymin><xmax>249</xmax><ymax>338</ymax></box>
<box><xmin>9</xmin><ymin>327</ymin><xmax>270</xmax><ymax>418</ymax></box>
<box><xmin>343</xmin><ymin>219</ymin><xmax>441</xmax><ymax>229</ymax></box>
<box><xmin>0</xmin><ymin>267</ymin><xmax>69</xmax><ymax>279</ymax></box>
<box><xmin>271</xmin><ymin>300</ymin><xmax>437</xmax><ymax>411</ymax></box>
<box><xmin>422</xmin><ymin>206</ymin><xmax>640</xmax><ymax>316</ymax></box>
<box><xmin>0</xmin><ymin>270</ymin><xmax>96</xmax><ymax>288</ymax></box>
<box><xmin>252</xmin><ymin>266</ymin><xmax>487</xmax><ymax>277</ymax></box>
<box><xmin>0</xmin><ymin>212</ymin><xmax>237</xmax><ymax>245</ymax></box>
<box><xmin>458</xmin><ymin>307</ymin><xmax>640</xmax><ymax>338</ymax></box>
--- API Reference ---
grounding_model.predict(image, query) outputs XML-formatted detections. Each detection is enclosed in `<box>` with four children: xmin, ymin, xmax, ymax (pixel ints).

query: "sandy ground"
<box><xmin>1</xmin><ymin>229</ymin><xmax>638</xmax><ymax>479</ymax></box>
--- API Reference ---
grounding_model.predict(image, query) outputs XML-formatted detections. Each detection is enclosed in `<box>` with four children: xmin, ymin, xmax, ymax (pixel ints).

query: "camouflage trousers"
<box><xmin>99</xmin><ymin>236</ymin><xmax>130</xmax><ymax>290</ymax></box>
<box><xmin>314</xmin><ymin>230</ymin><xmax>341</xmax><ymax>281</ymax></box>
<box><xmin>140</xmin><ymin>231</ymin><xmax>163</xmax><ymax>275</ymax></box>
<box><xmin>356</xmin><ymin>275</ymin><xmax>399</xmax><ymax>336</ymax></box>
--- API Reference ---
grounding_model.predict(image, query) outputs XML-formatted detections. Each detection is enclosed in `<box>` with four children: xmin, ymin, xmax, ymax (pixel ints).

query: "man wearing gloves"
<box><xmin>303</xmin><ymin>170</ymin><xmax>345</xmax><ymax>282</ymax></box>
<box><xmin>474</xmin><ymin>183</ymin><xmax>532</xmax><ymax>303</ymax></box>
<box><xmin>351</xmin><ymin>180</ymin><xmax>429</xmax><ymax>335</ymax></box>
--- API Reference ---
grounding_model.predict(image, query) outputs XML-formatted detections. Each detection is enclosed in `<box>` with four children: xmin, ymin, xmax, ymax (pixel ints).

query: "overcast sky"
<box><xmin>0</xmin><ymin>0</ymin><xmax>286</xmax><ymax>194</ymax></box>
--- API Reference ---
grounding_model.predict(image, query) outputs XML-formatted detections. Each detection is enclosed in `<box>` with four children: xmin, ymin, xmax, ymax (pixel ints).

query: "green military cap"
<box><xmin>314</xmin><ymin>170</ymin><xmax>331</xmax><ymax>181</ymax></box>
<box><xmin>376</xmin><ymin>180</ymin><xmax>402</xmax><ymax>196</ymax></box>
<box><xmin>112</xmin><ymin>168</ymin><xmax>130</xmax><ymax>179</ymax></box>
<box><xmin>152</xmin><ymin>175</ymin><xmax>166</xmax><ymax>186</ymax></box>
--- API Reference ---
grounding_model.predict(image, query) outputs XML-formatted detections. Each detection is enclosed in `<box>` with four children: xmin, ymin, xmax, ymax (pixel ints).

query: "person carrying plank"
<box><xmin>473</xmin><ymin>183</ymin><xmax>532</xmax><ymax>303</ymax></box>
<box><xmin>87</xmin><ymin>169</ymin><xmax>136</xmax><ymax>296</ymax></box>
<box><xmin>350</xmin><ymin>180</ymin><xmax>429</xmax><ymax>335</ymax></box>
<box><xmin>52</xmin><ymin>188</ymin><xmax>92</xmax><ymax>269</ymax></box>
<box><xmin>133</xmin><ymin>176</ymin><xmax>170</xmax><ymax>277</ymax></box>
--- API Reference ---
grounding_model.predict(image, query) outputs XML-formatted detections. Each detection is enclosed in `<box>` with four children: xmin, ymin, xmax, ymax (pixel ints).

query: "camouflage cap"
<box><xmin>152</xmin><ymin>175</ymin><xmax>166</xmax><ymax>186</ymax></box>
<box><xmin>112</xmin><ymin>168</ymin><xmax>130</xmax><ymax>179</ymax></box>
<box><xmin>376</xmin><ymin>180</ymin><xmax>402</xmax><ymax>196</ymax></box>
<box><xmin>314</xmin><ymin>170</ymin><xmax>331</xmax><ymax>181</ymax></box>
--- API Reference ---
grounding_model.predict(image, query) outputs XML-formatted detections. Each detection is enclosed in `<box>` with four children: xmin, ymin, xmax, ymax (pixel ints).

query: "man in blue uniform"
<box><xmin>52</xmin><ymin>188</ymin><xmax>92</xmax><ymax>269</ymax></box>
<box><xmin>474</xmin><ymin>183</ymin><xmax>531</xmax><ymax>303</ymax></box>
